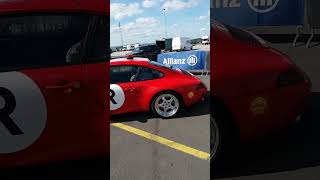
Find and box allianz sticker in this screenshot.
[250,97,267,115]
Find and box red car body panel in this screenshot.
[110,59,207,115]
[211,20,311,141]
[0,0,109,168]
[0,0,108,15]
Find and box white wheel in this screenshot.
[152,93,180,118]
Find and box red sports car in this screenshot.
[0,0,109,169]
[210,20,312,163]
[110,56,208,118]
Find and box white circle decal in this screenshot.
[0,72,47,154]
[110,84,125,111]
[187,55,198,66]
[248,0,280,13]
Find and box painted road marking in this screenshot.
[111,123,210,160]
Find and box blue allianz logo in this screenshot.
[248,0,280,13]
[187,55,198,66]
[212,0,279,13]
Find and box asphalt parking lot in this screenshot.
[213,42,320,180]
[111,75,210,180]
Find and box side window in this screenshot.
[87,16,109,62]
[137,67,164,81]
[110,66,139,84]
[0,14,91,71]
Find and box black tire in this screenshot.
[151,92,181,119]
[211,102,236,166]
[210,113,223,165]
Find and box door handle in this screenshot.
[44,81,81,90]
[124,87,135,91]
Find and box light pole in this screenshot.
[163,8,168,39]
[119,22,124,47]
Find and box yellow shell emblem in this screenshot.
[188,92,194,99]
[250,97,267,115]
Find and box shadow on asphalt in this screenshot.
[111,96,210,123]
[213,92,320,179]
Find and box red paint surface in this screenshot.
[0,0,109,168]
[211,20,311,141]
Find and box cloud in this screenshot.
[111,3,143,20]
[142,0,158,8]
[117,17,160,33]
[196,15,207,20]
[162,0,199,11]
[111,17,162,45]
[200,28,207,32]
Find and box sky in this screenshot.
[110,0,210,47]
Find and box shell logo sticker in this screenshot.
[250,97,267,115]
[110,84,125,111]
[188,92,194,99]
[0,72,47,154]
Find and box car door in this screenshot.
[79,15,109,157]
[0,14,94,168]
[134,66,165,109]
[110,65,141,114]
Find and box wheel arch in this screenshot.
[211,95,240,140]
[149,90,185,110]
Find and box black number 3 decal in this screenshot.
[0,87,23,135]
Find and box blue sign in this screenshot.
[157,50,207,71]
[211,0,304,26]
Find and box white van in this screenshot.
[130,44,135,51]
[172,37,193,51]
[126,44,131,51]
[202,36,209,45]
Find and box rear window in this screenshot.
[137,67,164,81]
[222,24,263,47]
[148,61,173,70]
[0,14,91,71]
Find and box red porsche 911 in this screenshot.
[0,0,109,169]
[110,56,208,118]
[211,20,312,163]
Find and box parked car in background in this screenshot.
[172,37,193,51]
[211,20,312,164]
[129,44,161,61]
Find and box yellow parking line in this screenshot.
[111,123,210,160]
